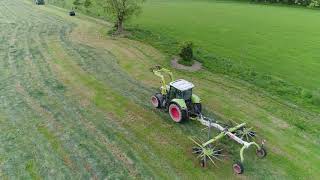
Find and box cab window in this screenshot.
[182,89,192,100]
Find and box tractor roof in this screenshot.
[170,79,194,91]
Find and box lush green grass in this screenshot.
[131,0,320,90]
[1,0,319,179]
[124,0,320,111]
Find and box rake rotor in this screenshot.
[236,126,256,142]
[190,137,224,167]
[189,115,267,174]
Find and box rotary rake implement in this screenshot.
[150,66,267,174]
[190,115,267,174]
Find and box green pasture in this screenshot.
[131,0,320,91]
[0,0,319,179]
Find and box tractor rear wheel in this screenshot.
[151,93,163,108]
[168,103,187,123]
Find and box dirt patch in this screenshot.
[171,57,202,72]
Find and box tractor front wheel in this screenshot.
[151,94,163,108]
[168,103,187,123]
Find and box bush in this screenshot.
[179,41,193,62]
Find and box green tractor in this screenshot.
[151,66,267,174]
[151,66,202,122]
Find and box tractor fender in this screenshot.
[170,99,187,110]
[192,94,201,104]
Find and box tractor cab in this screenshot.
[168,79,194,101]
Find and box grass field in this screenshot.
[130,0,320,91]
[0,0,319,179]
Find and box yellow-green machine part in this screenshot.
[151,66,174,95]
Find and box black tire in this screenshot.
[232,161,244,174]
[151,93,163,108]
[256,147,267,158]
[168,103,188,123]
[194,103,202,115]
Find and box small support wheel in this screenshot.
[256,147,267,158]
[232,161,244,174]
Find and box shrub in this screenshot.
[179,41,194,62]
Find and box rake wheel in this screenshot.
[236,127,256,141]
[232,161,244,174]
[190,138,224,167]
[256,147,267,158]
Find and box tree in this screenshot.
[102,0,145,33]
